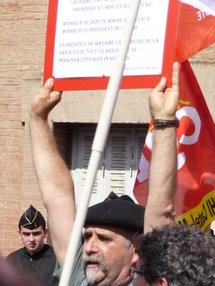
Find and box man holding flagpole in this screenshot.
[28,62,180,285]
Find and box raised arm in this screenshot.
[28,78,76,265]
[144,62,180,234]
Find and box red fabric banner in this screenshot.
[133,61,215,231]
[176,3,215,62]
[180,0,215,16]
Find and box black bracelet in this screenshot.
[154,118,179,129]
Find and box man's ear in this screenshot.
[44,228,48,236]
[130,240,140,267]
[156,277,168,286]
[131,252,139,267]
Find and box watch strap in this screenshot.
[154,118,179,129]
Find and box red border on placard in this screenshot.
[44,0,180,91]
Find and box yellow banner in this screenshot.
[176,190,215,231]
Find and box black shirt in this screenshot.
[7,244,58,286]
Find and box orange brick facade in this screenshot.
[0,1,48,256]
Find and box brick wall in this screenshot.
[0,0,49,256]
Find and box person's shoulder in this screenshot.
[6,248,25,260]
[6,247,25,258]
[42,244,56,258]
[44,244,55,253]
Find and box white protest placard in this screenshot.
[44,0,179,90]
[53,0,168,78]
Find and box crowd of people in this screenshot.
[2,62,215,285]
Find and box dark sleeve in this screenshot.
[54,241,87,286]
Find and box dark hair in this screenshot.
[137,224,215,286]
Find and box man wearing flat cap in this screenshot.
[7,205,58,286]
[28,63,179,285]
[58,191,145,285]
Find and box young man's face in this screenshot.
[82,225,138,286]
[19,226,47,255]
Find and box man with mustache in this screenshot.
[28,62,179,285]
[77,191,144,285]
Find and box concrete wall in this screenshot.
[0,1,215,256]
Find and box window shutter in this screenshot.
[71,125,147,206]
[72,128,104,206]
[105,129,132,197]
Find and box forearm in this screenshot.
[143,62,179,234]
[29,115,73,202]
[144,127,177,233]
[29,115,76,265]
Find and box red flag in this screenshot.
[176,3,215,62]
[133,60,215,231]
[180,0,215,16]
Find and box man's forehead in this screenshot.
[84,225,131,238]
[20,225,43,233]
[85,225,117,233]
